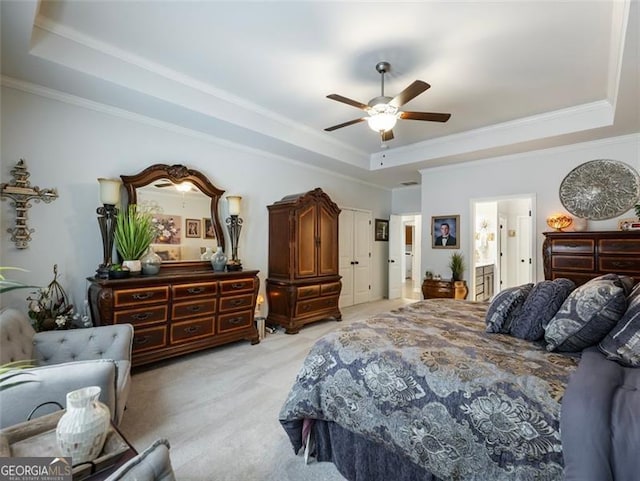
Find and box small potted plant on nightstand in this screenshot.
[114,205,155,275]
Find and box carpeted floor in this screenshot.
[119,298,412,480]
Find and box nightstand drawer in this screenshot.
[173,282,217,299]
[171,317,215,344]
[114,305,168,326]
[219,294,254,312]
[114,286,169,307]
[172,299,216,320]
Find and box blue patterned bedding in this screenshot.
[280,299,580,480]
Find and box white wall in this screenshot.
[421,133,640,284]
[0,87,391,311]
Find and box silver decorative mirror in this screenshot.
[559,159,640,220]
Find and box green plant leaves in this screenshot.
[114,205,156,260]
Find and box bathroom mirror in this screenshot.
[121,164,225,266]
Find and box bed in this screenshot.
[279,297,640,481]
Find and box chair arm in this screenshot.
[34,324,133,365]
[0,359,118,429]
[105,439,175,481]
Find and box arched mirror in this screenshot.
[121,164,225,267]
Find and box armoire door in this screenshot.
[318,203,339,276]
[296,204,317,278]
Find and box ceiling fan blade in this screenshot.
[399,111,451,122]
[389,81,430,108]
[324,118,366,132]
[381,129,394,142]
[326,94,370,111]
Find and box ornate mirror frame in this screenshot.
[121,164,226,268]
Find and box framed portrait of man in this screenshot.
[432,215,460,249]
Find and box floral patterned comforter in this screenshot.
[279,299,580,481]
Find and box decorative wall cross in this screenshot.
[0,159,58,249]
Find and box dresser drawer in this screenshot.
[170,317,215,344]
[296,296,339,317]
[599,257,640,274]
[551,255,594,271]
[114,305,168,326]
[219,278,256,294]
[132,326,167,353]
[172,299,216,320]
[219,294,254,312]
[172,282,217,299]
[599,239,640,255]
[321,282,341,296]
[114,286,169,307]
[550,239,594,254]
[218,311,253,332]
[297,285,320,299]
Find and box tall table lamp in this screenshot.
[96,178,121,279]
[226,195,243,271]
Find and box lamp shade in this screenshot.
[98,178,121,205]
[547,214,573,231]
[227,196,242,216]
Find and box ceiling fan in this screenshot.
[324,61,451,141]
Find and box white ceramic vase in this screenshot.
[56,386,110,464]
[141,246,162,275]
[211,246,228,272]
[122,259,142,275]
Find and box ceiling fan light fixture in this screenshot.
[175,181,193,193]
[367,103,398,132]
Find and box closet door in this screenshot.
[339,210,355,307]
[339,208,371,307]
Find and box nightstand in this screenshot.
[421,279,468,300]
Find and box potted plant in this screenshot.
[449,252,465,281]
[114,205,155,275]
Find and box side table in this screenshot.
[0,410,137,481]
[422,278,468,300]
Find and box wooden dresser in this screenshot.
[266,188,342,334]
[543,231,640,286]
[88,269,259,367]
[422,279,468,300]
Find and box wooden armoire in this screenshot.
[266,188,342,334]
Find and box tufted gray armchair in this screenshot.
[0,307,133,429]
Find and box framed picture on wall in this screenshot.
[375,219,389,241]
[203,218,216,239]
[432,215,460,249]
[185,218,201,238]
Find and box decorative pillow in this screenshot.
[599,289,640,367]
[485,284,534,334]
[545,277,627,352]
[510,278,576,341]
[591,273,635,296]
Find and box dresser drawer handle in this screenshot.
[230,299,245,306]
[187,287,205,294]
[302,305,311,311]
[228,317,244,325]
[231,283,246,289]
[567,243,580,248]
[611,261,630,268]
[187,305,202,312]
[132,292,154,300]
[134,335,151,345]
[132,312,151,321]
[184,325,200,334]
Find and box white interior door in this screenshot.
[353,210,371,305]
[516,215,533,284]
[388,214,402,299]
[339,209,354,307]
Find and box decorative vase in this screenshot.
[201,247,214,261]
[122,259,141,275]
[141,246,162,275]
[56,386,110,464]
[211,246,228,272]
[572,217,588,232]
